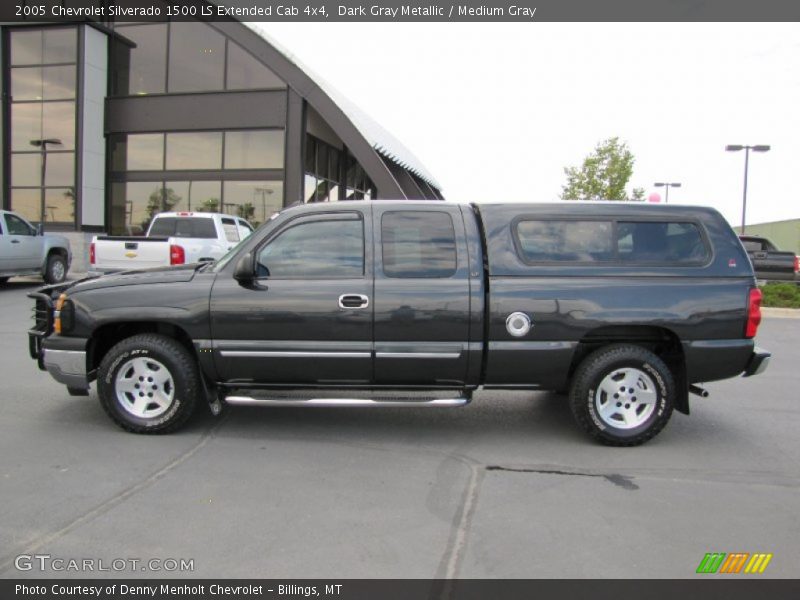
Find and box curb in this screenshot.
[762,307,800,319]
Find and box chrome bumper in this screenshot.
[43,349,88,389]
[742,348,771,377]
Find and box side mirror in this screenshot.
[233,253,255,283]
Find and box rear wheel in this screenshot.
[569,344,674,446]
[98,334,199,433]
[44,253,67,284]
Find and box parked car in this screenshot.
[89,212,254,276]
[29,201,769,446]
[0,209,71,284]
[739,235,799,284]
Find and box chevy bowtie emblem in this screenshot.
[125,251,137,258]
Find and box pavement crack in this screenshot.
[0,415,228,575]
[433,454,485,589]
[486,465,639,490]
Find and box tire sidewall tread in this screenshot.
[97,334,198,434]
[569,344,675,447]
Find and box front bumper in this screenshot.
[43,349,88,389]
[743,347,771,377]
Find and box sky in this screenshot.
[263,22,800,228]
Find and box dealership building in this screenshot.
[0,11,443,269]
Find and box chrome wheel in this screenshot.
[114,357,175,419]
[594,367,657,430]
[51,260,65,282]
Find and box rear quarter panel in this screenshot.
[478,203,756,389]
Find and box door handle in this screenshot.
[338,294,369,309]
[11,239,20,244]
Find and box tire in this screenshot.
[44,253,67,284]
[97,334,199,434]
[569,344,675,446]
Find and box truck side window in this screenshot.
[617,222,708,263]
[256,217,364,279]
[381,211,457,278]
[4,214,35,236]
[515,220,613,262]
[221,218,240,243]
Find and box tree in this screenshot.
[144,186,182,229]
[198,198,220,213]
[236,202,255,220]
[560,137,645,201]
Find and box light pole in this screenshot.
[725,144,770,233]
[29,138,62,231]
[654,182,682,204]
[254,186,274,222]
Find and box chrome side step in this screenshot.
[224,395,470,408]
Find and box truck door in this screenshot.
[2,213,41,270]
[372,204,472,386]
[209,208,373,385]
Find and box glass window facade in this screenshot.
[167,22,225,93]
[108,127,285,234]
[7,27,77,226]
[226,43,285,90]
[109,180,283,235]
[224,130,284,169]
[111,23,286,96]
[112,24,168,95]
[303,135,376,203]
[165,132,223,170]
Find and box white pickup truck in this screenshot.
[89,212,253,276]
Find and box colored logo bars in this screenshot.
[696,552,773,574]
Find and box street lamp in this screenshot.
[254,186,274,222]
[725,144,770,233]
[29,137,62,230]
[654,182,682,204]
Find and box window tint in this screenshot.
[515,220,613,262]
[5,214,34,236]
[256,218,364,279]
[149,217,217,239]
[617,222,708,263]
[382,211,457,278]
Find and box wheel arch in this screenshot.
[88,321,197,376]
[569,325,689,415]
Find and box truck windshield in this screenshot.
[149,217,217,239]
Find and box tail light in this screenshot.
[170,244,185,265]
[794,255,799,274]
[89,242,95,265]
[745,287,763,339]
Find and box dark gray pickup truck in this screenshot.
[739,235,799,284]
[29,201,770,446]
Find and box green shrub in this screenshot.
[760,283,800,308]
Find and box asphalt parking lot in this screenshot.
[1,278,798,579]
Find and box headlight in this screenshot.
[53,293,74,334]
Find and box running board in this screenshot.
[224,395,470,408]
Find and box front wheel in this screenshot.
[97,334,199,433]
[569,345,675,446]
